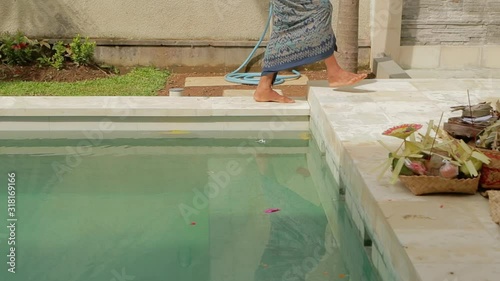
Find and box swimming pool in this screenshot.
[0,135,380,281]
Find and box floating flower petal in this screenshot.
[264,208,280,213]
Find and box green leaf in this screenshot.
[40,41,51,49]
[409,133,416,142]
[407,154,424,158]
[464,160,478,177]
[391,157,406,184]
[471,151,491,164]
[377,158,393,181]
[458,140,472,155]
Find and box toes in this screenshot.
[349,73,367,84]
[254,90,295,103]
[278,95,295,103]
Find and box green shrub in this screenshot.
[68,34,96,66]
[1,32,100,69]
[37,41,67,70]
[0,32,40,65]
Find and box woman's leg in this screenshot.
[325,54,367,87]
[254,73,295,103]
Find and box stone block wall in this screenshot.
[401,0,500,45]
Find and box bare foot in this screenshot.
[254,88,295,103]
[329,70,367,87]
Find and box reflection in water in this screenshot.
[256,177,328,281]
[255,156,328,281]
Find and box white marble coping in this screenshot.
[0,96,309,117]
[309,79,500,281]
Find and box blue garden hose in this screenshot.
[224,3,300,85]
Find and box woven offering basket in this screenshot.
[487,190,500,224]
[480,149,500,189]
[399,175,480,196]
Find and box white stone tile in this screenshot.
[379,200,484,230]
[398,229,500,264]
[327,112,391,126]
[332,80,418,92]
[370,91,425,102]
[375,101,439,114]
[415,263,500,281]
[0,97,26,112]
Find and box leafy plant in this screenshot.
[378,121,490,183]
[38,41,67,70]
[68,34,96,66]
[476,100,500,151]
[0,32,39,65]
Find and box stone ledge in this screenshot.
[0,97,309,117]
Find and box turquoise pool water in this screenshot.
[0,137,380,281]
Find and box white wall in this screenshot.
[0,0,371,42]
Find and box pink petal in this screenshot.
[265,208,281,213]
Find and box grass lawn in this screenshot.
[0,67,169,96]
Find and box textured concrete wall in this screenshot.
[0,0,371,42]
[0,0,268,40]
[402,0,500,45]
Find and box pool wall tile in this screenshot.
[0,117,51,131]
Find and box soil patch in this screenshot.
[0,63,129,82]
[1,64,374,98]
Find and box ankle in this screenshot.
[256,84,272,91]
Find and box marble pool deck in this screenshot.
[0,79,499,280]
[308,79,500,281]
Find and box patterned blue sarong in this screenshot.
[262,0,337,76]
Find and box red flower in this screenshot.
[11,43,27,50]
